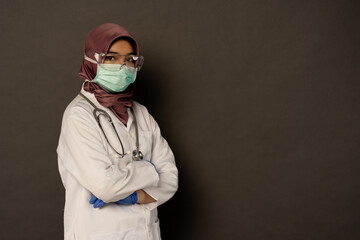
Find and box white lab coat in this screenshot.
[57,85,178,240]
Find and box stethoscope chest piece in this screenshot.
[132,150,143,161]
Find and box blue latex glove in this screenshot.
[89,195,106,208]
[89,192,137,208]
[115,192,138,205]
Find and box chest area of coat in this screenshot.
[98,118,153,165]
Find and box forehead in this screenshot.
[108,39,134,54]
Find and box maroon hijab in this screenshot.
[79,23,139,125]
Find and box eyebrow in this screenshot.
[107,51,135,55]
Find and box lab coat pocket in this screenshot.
[139,131,153,161]
[89,230,136,240]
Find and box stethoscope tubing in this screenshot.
[79,92,143,161]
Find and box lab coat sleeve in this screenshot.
[58,107,159,203]
[142,114,178,209]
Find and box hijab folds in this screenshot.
[79,23,139,125]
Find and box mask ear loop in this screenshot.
[83,53,101,81]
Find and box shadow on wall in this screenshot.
[134,66,199,239]
[160,159,198,239]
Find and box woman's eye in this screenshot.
[105,56,115,61]
[125,56,135,62]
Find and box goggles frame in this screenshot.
[85,50,144,71]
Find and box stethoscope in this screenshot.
[79,92,143,161]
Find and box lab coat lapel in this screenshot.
[126,108,134,131]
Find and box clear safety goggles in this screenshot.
[85,51,144,71]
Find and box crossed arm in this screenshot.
[60,108,177,209]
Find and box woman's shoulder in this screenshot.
[62,94,94,121]
[132,101,157,130]
[132,101,149,115]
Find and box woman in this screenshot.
[57,23,178,240]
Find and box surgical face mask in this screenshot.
[92,64,137,93]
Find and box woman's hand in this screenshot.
[136,190,156,204]
[89,195,107,208]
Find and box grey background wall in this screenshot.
[0,0,359,239]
